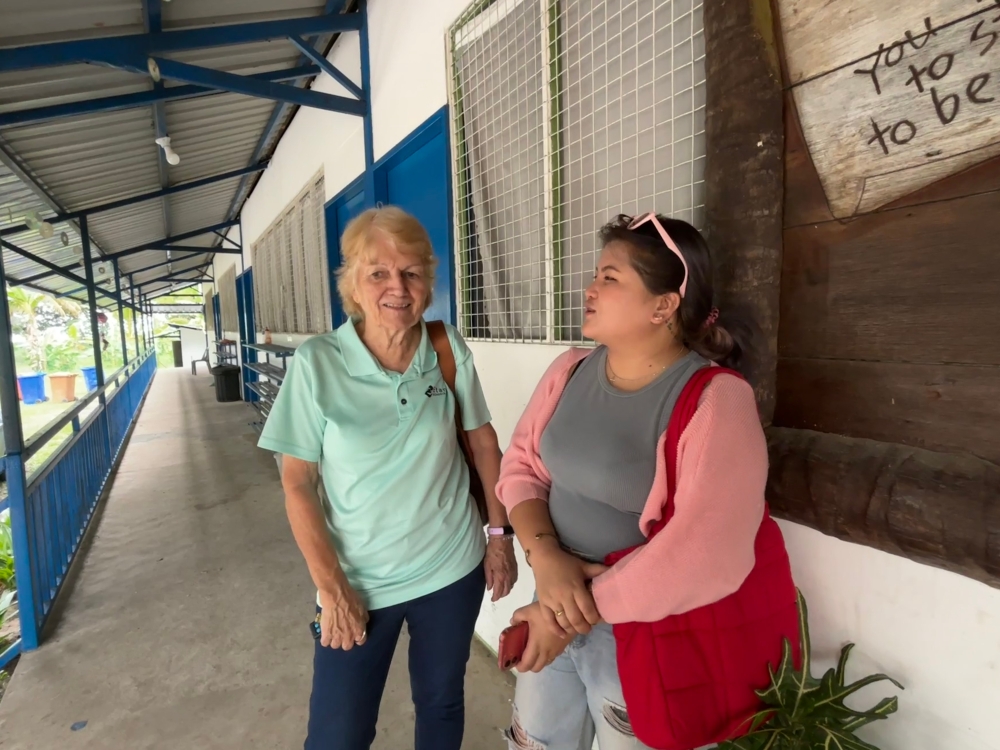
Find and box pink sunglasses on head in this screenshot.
[627,213,689,298]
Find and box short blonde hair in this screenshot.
[336,206,437,319]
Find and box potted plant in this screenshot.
[719,591,903,750]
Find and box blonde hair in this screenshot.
[336,206,437,318]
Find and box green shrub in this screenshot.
[719,591,903,750]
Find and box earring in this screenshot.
[667,320,674,332]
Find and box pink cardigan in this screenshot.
[496,349,769,624]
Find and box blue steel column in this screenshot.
[113,260,129,364]
[359,0,375,206]
[130,275,140,354]
[0,246,39,649]
[80,216,106,401]
[139,294,147,351]
[146,299,154,352]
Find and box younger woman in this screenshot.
[498,214,798,750]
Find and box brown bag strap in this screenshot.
[427,320,489,523]
[427,320,469,441]
[427,320,456,392]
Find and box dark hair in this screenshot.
[598,213,758,376]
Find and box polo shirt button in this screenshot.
[401,399,407,405]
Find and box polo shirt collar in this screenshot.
[340,317,438,378]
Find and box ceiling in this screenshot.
[0,0,357,306]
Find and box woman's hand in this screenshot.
[511,602,571,673]
[531,545,608,636]
[485,537,518,602]
[318,572,369,650]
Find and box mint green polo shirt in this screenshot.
[257,319,489,611]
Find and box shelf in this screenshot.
[247,381,280,402]
[246,362,286,383]
[244,342,296,356]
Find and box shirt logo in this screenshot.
[425,385,447,398]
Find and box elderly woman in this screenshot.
[258,206,517,750]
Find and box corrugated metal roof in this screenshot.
[0,0,350,302]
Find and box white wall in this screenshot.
[220,3,1000,748]
[471,344,1000,750]
[178,328,208,371]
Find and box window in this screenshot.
[218,265,239,334]
[449,0,706,343]
[252,172,331,334]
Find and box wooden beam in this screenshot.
[704,0,785,423]
[776,359,1000,465]
[767,427,1000,589]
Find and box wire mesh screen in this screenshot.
[252,172,331,334]
[218,265,239,334]
[449,0,706,343]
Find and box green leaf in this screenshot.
[732,592,900,749]
[841,697,899,732]
[819,726,882,750]
[758,638,796,708]
[812,673,904,710]
[835,643,855,687]
[790,589,817,718]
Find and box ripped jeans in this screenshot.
[506,621,654,750]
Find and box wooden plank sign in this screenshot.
[778,0,1000,218]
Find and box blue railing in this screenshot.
[3,351,157,662]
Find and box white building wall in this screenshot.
[217,3,1000,748]
[178,327,208,372]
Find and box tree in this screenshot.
[7,288,82,373]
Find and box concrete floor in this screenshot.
[0,368,514,749]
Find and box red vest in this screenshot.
[605,367,800,750]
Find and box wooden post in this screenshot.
[704,0,784,423]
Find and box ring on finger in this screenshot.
[355,627,368,644]
[554,610,565,618]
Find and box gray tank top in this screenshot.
[540,348,709,561]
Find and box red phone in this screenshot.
[497,621,529,671]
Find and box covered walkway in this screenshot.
[0,369,513,749]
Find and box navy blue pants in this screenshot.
[305,563,485,750]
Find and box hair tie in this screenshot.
[702,308,719,330]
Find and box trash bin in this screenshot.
[81,366,98,392]
[49,373,78,402]
[211,365,242,403]
[17,374,47,405]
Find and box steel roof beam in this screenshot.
[150,244,240,254]
[288,35,362,98]
[0,67,320,128]
[142,0,173,252]
[107,219,240,260]
[213,230,241,249]
[0,14,363,72]
[221,0,355,242]
[146,58,366,116]
[136,263,213,287]
[134,261,211,283]
[122,252,204,277]
[147,281,202,300]
[1,239,139,311]
[1,238,91,289]
[8,239,230,289]
[0,163,268,237]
